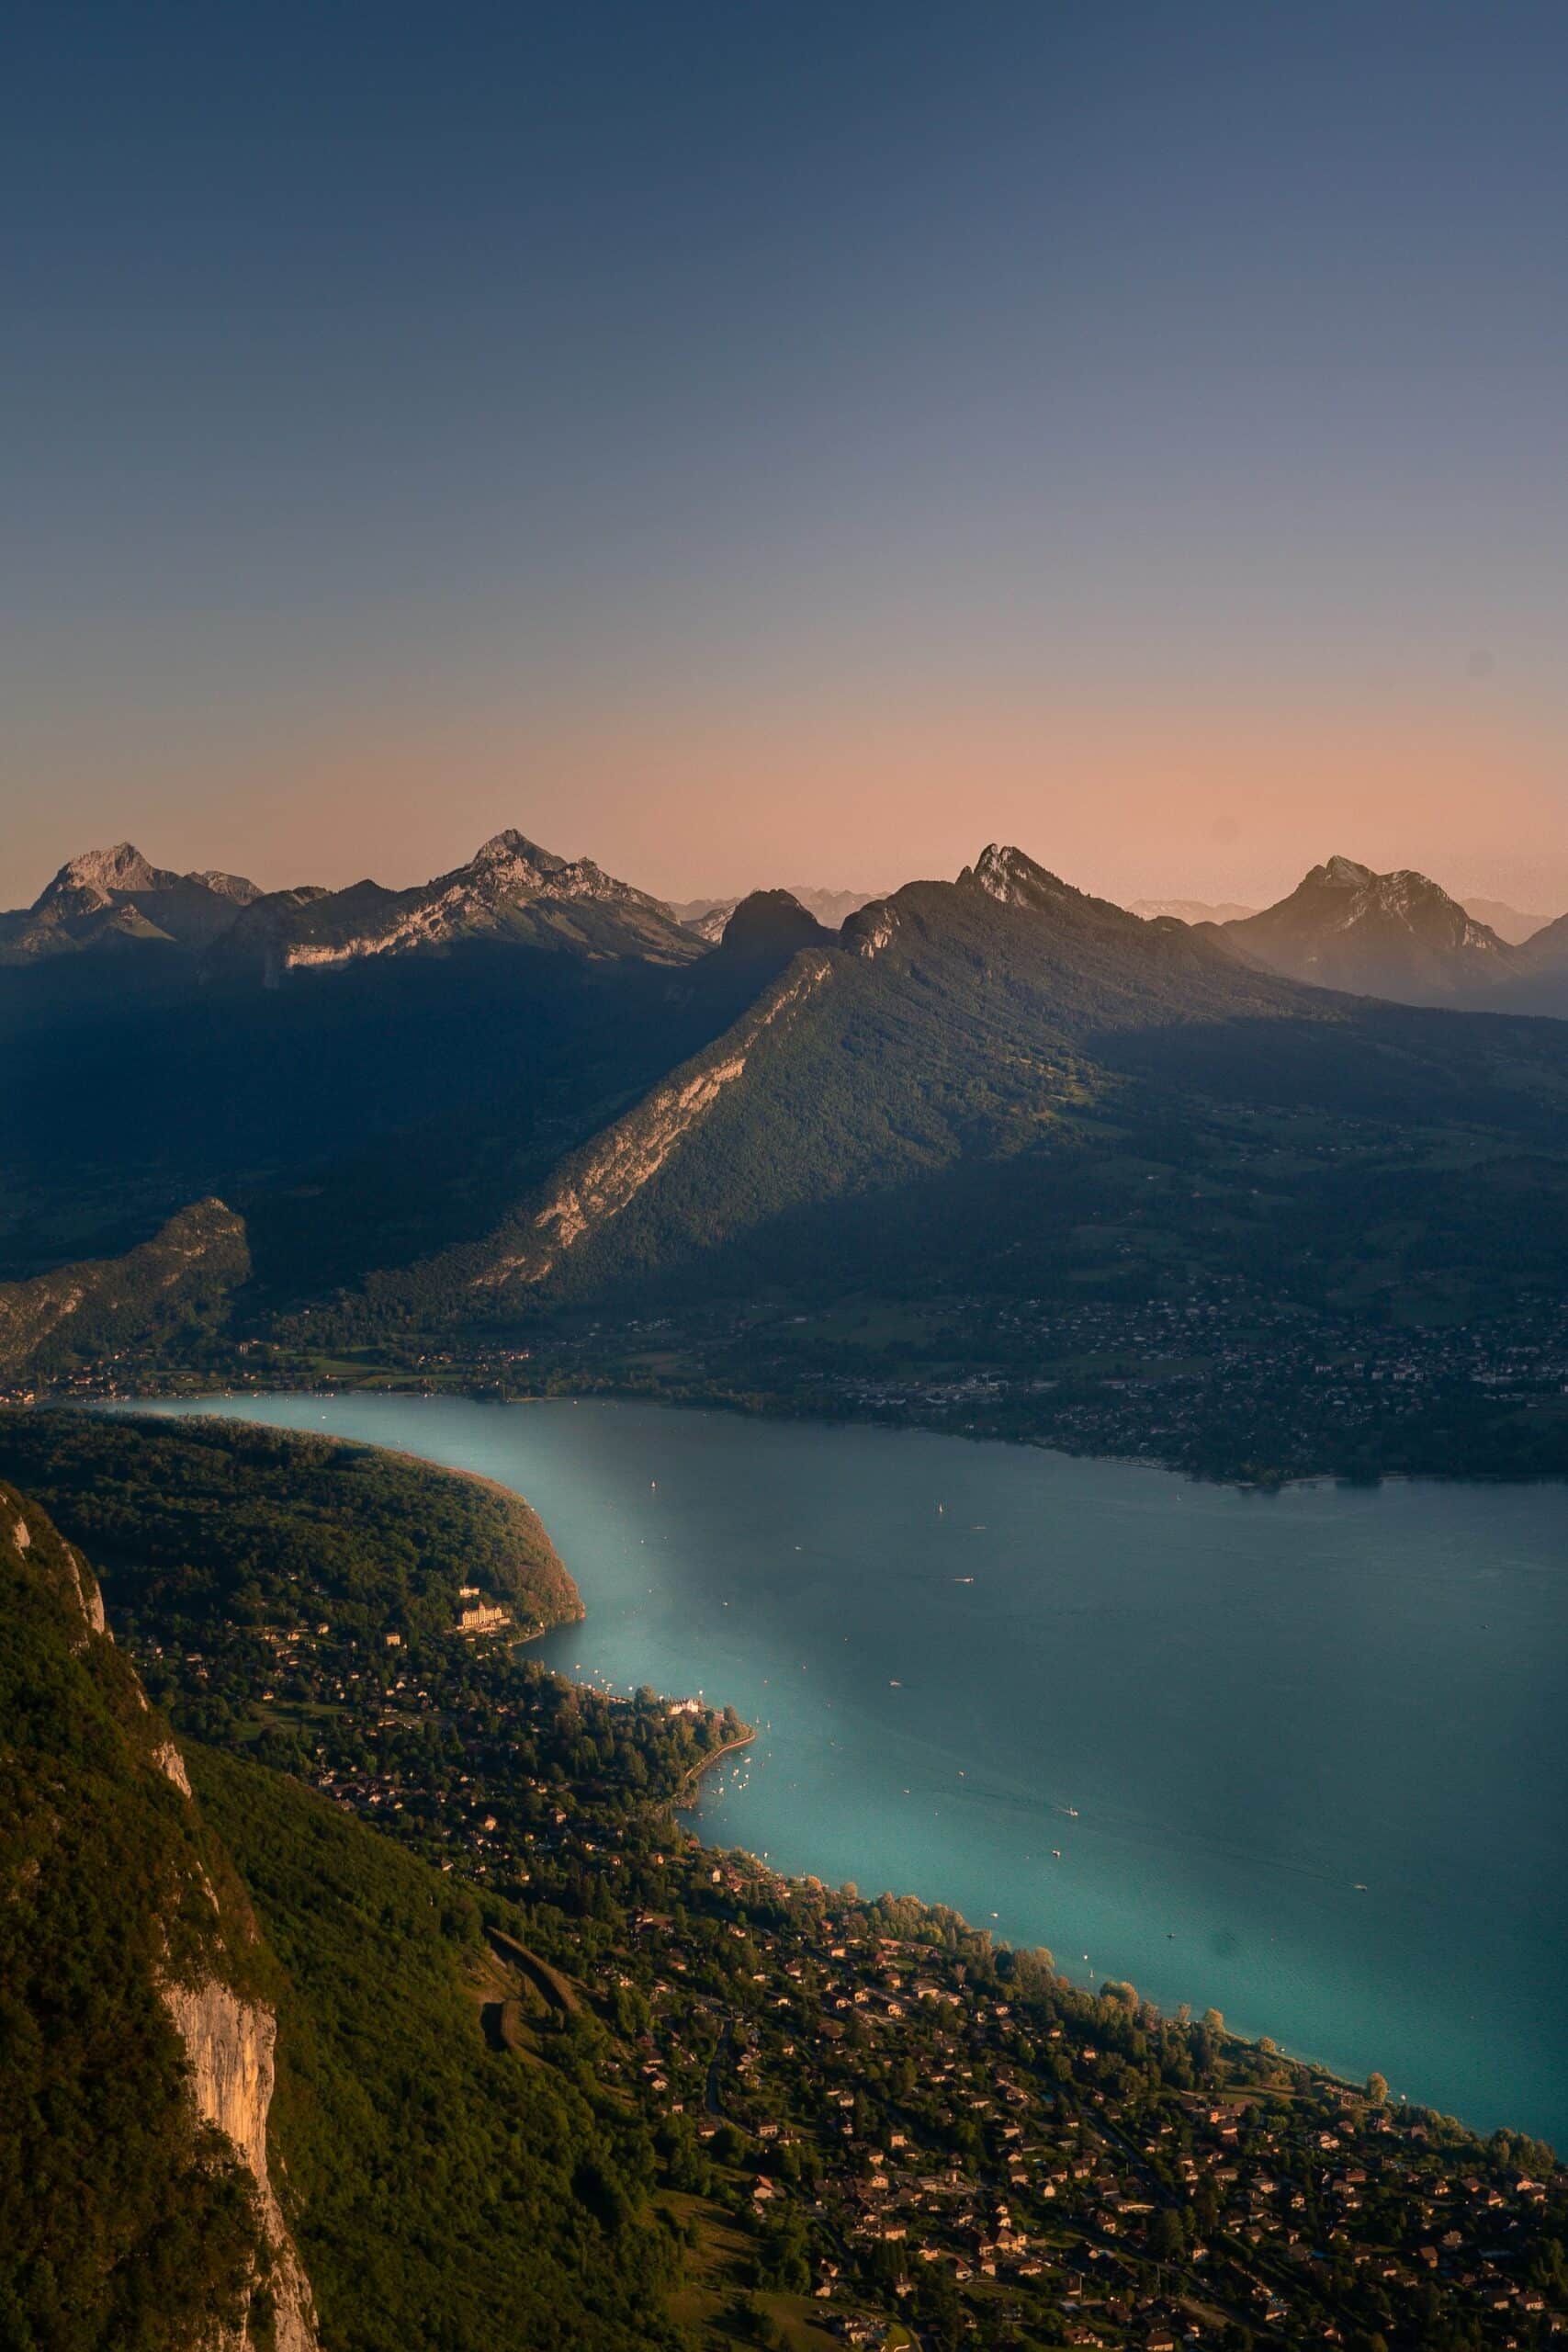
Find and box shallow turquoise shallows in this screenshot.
[141,1394,1568,2149]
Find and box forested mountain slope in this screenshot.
[0,1458,685,2352]
[328,843,1568,1336]
[0,1482,316,2351]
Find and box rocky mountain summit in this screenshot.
[214,828,702,979]
[1,829,702,978]
[0,842,264,959]
[1220,854,1519,1005]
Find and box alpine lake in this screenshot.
[139,1392,1568,2149]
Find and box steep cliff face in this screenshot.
[160,1980,319,2352]
[0,1483,319,2351]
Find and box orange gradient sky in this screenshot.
[6,5,1568,919]
[11,685,1563,920]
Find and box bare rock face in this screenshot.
[2,1487,321,2351]
[1223,856,1518,1005]
[160,1980,320,2352]
[840,898,898,959]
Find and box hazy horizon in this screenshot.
[8,818,1559,927]
[7,2,1568,911]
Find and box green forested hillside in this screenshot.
[0,1473,686,2352]
[0,1200,249,1379]
[0,1408,581,1645]
[0,1485,271,2352]
[188,1748,685,2352]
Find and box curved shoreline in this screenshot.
[672,1725,757,1805]
[102,1386,1565,2149]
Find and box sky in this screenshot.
[5,0,1568,913]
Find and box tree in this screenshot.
[1151,2208,1185,2261]
[1367,2071,1389,2106]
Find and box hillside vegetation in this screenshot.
[325,849,1568,1338]
[0,1472,688,2352]
[0,1484,276,2350]
[0,1408,581,1647]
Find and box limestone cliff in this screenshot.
[0,1483,319,2351]
[161,1979,319,2352]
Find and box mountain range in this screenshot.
[6,828,1568,1396]
[1,831,700,977]
[320,842,1568,1341]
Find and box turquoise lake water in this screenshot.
[144,1393,1568,2147]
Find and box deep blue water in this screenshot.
[142,1393,1568,2147]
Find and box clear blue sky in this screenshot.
[5,1,1567,909]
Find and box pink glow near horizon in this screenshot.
[12,687,1562,921]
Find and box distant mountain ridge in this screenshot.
[0,841,264,960]
[1128,896,1258,924]
[9,824,1568,1382]
[1219,855,1523,1006]
[1,830,701,975]
[216,828,700,978]
[669,883,882,941]
[329,839,1568,1338]
[1461,896,1548,945]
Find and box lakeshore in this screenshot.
[137,1387,1568,2150]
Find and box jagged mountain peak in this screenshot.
[466,828,563,879]
[958,843,1139,933]
[1277,857,1504,945]
[31,843,263,913]
[39,841,175,906]
[966,842,1054,904]
[1312,854,1377,889]
[209,828,700,978]
[1224,855,1514,1004]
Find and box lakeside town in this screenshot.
[69,1449,1567,2352]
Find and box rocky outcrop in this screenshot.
[214,829,701,978]
[161,1980,319,2352]
[840,897,898,958]
[472,948,835,1290]
[1223,856,1519,1005]
[2,1482,320,2352]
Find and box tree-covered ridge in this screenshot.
[0,1483,270,2350]
[0,1408,581,1643]
[0,1200,248,1380]
[188,1747,686,2352]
